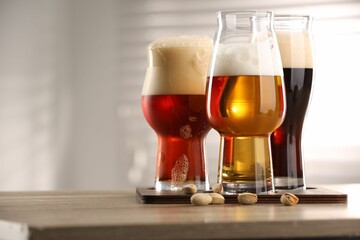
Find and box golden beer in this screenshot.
[208,75,284,135]
[206,11,285,193]
[207,75,285,190]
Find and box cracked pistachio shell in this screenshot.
[237,192,258,205]
[211,183,223,193]
[280,192,299,206]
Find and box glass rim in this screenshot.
[274,14,313,21]
[274,14,313,30]
[217,10,274,18]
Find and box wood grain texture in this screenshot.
[0,184,359,240]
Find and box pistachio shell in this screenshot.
[190,193,212,206]
[182,184,197,194]
[237,192,258,205]
[280,192,299,206]
[211,183,223,193]
[208,193,225,205]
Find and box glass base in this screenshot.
[274,177,305,190]
[155,180,209,191]
[218,135,274,194]
[222,182,273,194]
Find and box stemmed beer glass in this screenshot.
[207,11,286,193]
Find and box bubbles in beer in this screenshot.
[179,124,192,139]
[171,154,189,190]
[142,35,213,95]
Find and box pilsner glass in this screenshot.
[207,11,286,194]
[271,15,314,190]
[142,35,212,191]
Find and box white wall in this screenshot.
[0,0,359,191]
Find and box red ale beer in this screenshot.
[271,16,314,189]
[142,36,212,191]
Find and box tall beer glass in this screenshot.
[207,11,285,193]
[271,15,314,190]
[142,36,212,191]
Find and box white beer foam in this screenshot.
[276,30,313,68]
[212,33,283,77]
[142,35,213,95]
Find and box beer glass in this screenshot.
[207,11,285,193]
[271,15,314,190]
[142,36,212,191]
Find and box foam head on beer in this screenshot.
[211,33,283,77]
[275,30,313,69]
[142,35,213,95]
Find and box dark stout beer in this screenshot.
[271,68,313,188]
[271,18,314,189]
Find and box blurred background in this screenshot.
[0,0,359,191]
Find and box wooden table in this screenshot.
[0,184,360,240]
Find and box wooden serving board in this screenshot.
[136,186,347,204]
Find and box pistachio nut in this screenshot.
[208,193,225,205]
[280,192,299,206]
[211,183,223,193]
[182,184,197,194]
[190,193,212,206]
[237,192,258,205]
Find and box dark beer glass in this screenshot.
[142,36,212,191]
[271,15,314,190]
[207,11,286,193]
